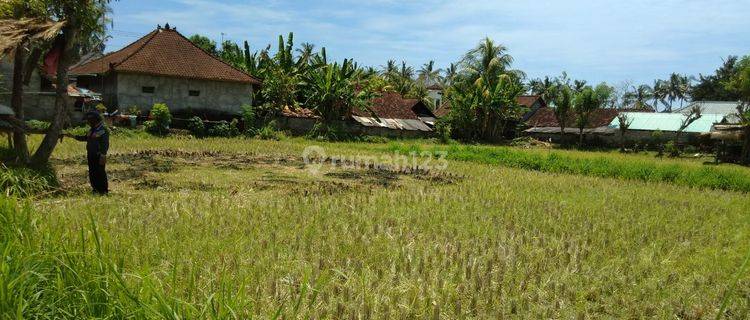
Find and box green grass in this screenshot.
[2,136,750,318]
[385,142,750,192]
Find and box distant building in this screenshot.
[524,107,620,142]
[672,101,743,123]
[69,24,261,118]
[351,92,436,131]
[433,95,546,121]
[426,83,444,108]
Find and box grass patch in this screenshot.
[3,136,750,318]
[386,143,750,192]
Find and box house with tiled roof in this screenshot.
[433,95,547,120]
[351,92,436,131]
[523,107,620,142]
[70,24,260,118]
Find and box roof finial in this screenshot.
[157,24,161,29]
[165,23,170,30]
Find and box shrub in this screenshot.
[434,120,452,144]
[0,164,57,197]
[125,106,141,116]
[147,103,171,135]
[240,104,256,133]
[229,118,241,137]
[25,120,50,132]
[207,121,231,137]
[186,116,205,137]
[256,120,287,141]
[665,141,680,157]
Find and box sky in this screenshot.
[107,0,750,86]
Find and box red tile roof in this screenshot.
[353,92,435,119]
[70,27,260,84]
[433,95,545,118]
[526,107,619,128]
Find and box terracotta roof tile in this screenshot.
[433,95,545,118]
[353,92,435,119]
[526,107,619,128]
[70,27,260,84]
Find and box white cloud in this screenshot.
[110,0,750,84]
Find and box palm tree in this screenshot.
[418,60,442,86]
[441,63,457,86]
[459,37,519,87]
[665,73,692,112]
[623,84,654,110]
[529,76,559,102]
[652,79,668,112]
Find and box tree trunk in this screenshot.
[578,127,584,146]
[11,44,30,163]
[559,123,565,145]
[31,27,77,165]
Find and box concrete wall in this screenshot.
[116,73,253,116]
[0,59,81,123]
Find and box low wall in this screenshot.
[276,116,434,139]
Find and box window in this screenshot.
[188,90,200,97]
[142,86,155,93]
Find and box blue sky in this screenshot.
[107,0,750,86]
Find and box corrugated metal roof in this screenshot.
[352,116,432,131]
[672,101,741,116]
[609,112,726,133]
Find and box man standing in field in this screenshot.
[67,111,109,195]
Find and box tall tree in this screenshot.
[623,84,653,110]
[725,56,750,164]
[188,34,218,56]
[553,85,573,144]
[1,0,112,165]
[418,60,441,86]
[459,37,522,87]
[692,56,741,101]
[573,87,601,146]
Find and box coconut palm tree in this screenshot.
[441,63,457,86]
[652,79,668,112]
[459,37,521,87]
[418,60,442,86]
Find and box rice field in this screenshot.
[3,136,750,318]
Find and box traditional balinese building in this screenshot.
[69,24,261,118]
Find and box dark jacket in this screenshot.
[75,123,109,157]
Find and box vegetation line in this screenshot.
[388,143,750,192]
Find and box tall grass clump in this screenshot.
[387,143,750,192]
[0,196,253,319]
[0,164,57,197]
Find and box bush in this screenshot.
[256,121,287,141]
[0,163,57,197]
[240,104,256,133]
[186,116,205,137]
[147,103,172,135]
[207,121,231,137]
[229,118,241,137]
[665,141,680,157]
[434,120,452,144]
[306,122,352,141]
[25,120,50,132]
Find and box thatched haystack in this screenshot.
[0,18,65,57]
